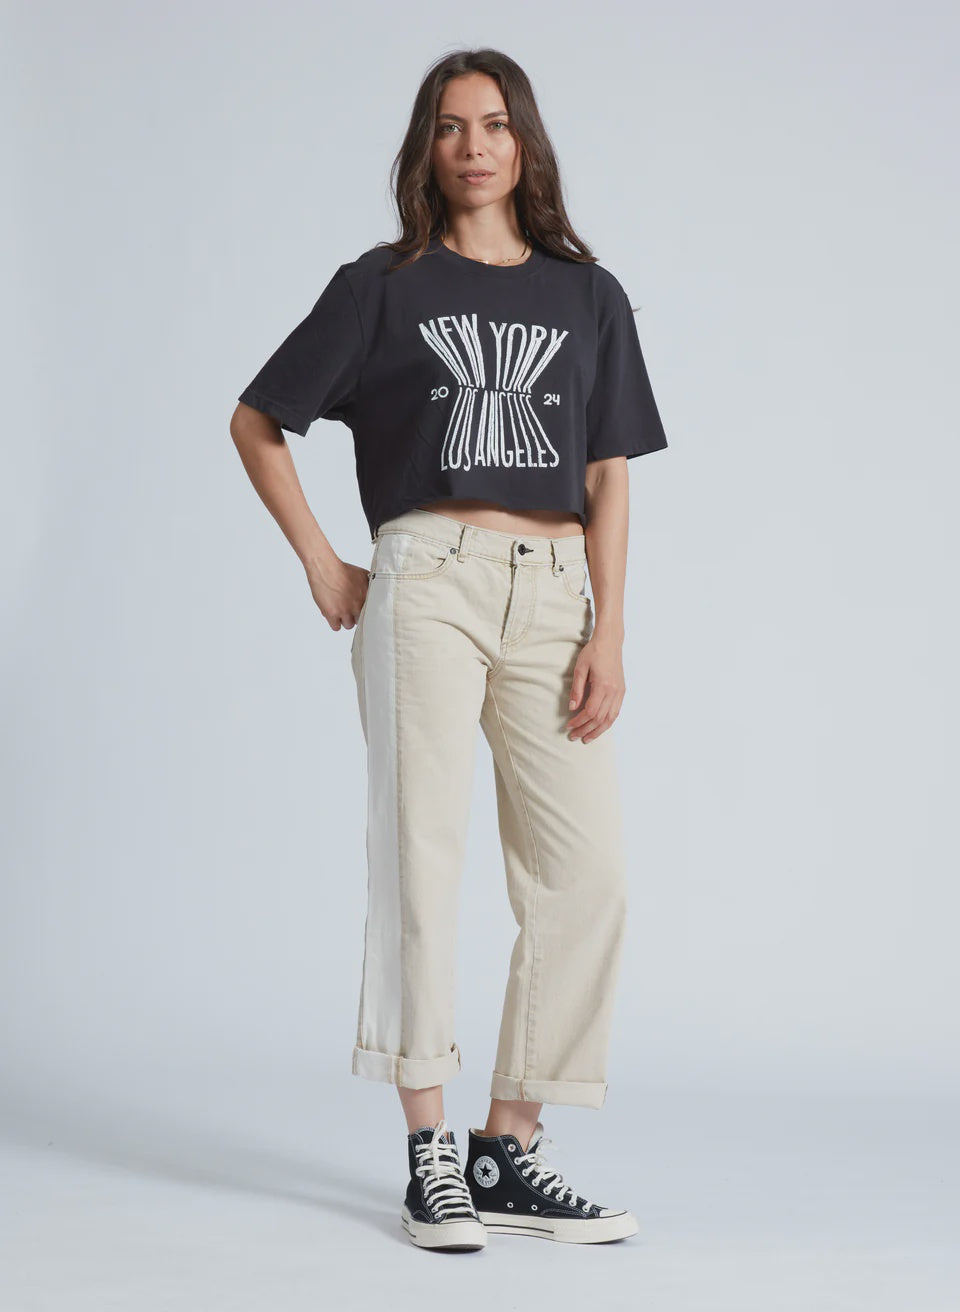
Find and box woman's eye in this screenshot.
[437,121,510,134]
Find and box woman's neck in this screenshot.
[441,213,529,265]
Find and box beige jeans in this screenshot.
[349,508,628,1109]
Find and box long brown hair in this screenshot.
[378,49,597,271]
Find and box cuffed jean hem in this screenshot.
[352,1041,462,1088]
[490,1071,608,1109]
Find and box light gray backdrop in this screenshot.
[2,2,957,1309]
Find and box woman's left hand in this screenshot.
[566,633,625,743]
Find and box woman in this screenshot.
[230,48,668,1252]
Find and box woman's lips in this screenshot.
[460,172,493,184]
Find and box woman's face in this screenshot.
[431,72,522,215]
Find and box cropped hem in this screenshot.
[352,1041,462,1088]
[490,1070,608,1109]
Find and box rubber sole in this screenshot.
[476,1208,639,1243]
[400,1202,487,1251]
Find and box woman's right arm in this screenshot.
[229,401,369,632]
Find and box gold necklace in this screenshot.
[441,231,530,265]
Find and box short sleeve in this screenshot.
[236,265,365,436]
[585,284,668,462]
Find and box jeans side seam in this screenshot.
[394,566,408,1063]
[488,679,543,1084]
[355,613,367,1047]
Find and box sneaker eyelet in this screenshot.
[582,1203,590,1211]
[531,1204,538,1211]
[506,1201,513,1208]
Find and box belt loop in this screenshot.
[456,523,470,562]
[550,538,562,575]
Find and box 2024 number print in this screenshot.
[430,386,560,404]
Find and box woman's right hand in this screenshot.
[305,558,370,632]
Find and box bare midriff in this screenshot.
[414,498,584,538]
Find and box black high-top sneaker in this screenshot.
[465,1121,639,1243]
[400,1117,487,1251]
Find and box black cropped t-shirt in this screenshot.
[237,235,668,541]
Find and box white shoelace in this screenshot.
[516,1132,595,1209]
[414,1118,478,1221]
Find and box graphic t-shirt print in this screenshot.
[419,311,569,474]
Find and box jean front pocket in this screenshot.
[350,584,370,658]
[370,531,457,581]
[558,557,591,604]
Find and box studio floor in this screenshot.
[1,1074,956,1311]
